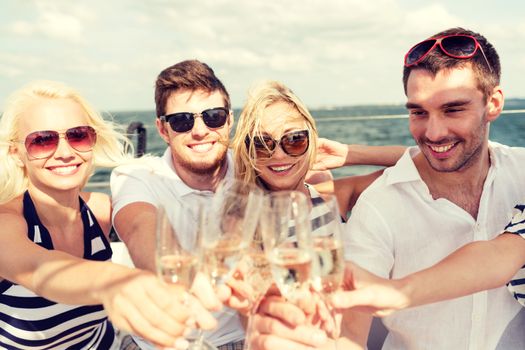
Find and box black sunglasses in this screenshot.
[245,130,310,158]
[159,107,229,133]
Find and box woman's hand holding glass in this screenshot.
[102,269,198,350]
[224,224,274,315]
[242,191,322,349]
[245,191,346,350]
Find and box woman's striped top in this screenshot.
[505,204,525,306]
[307,185,340,234]
[0,191,116,349]
[505,203,525,307]
[281,185,341,240]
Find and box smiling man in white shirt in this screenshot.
[110,60,245,349]
[246,27,525,350]
[342,27,525,349]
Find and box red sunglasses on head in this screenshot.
[17,126,97,159]
[404,34,492,72]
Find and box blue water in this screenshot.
[89,100,525,187]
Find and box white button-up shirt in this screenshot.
[344,143,525,349]
[110,148,244,347]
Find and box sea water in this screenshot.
[89,100,525,189]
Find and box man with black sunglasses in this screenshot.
[110,60,244,350]
[247,27,525,350]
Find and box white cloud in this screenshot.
[7,1,91,43]
[401,4,463,36]
[0,54,43,78]
[132,13,152,25]
[0,66,23,78]
[63,60,121,74]
[267,54,314,72]
[185,48,265,68]
[38,11,84,42]
[1,0,525,110]
[10,21,34,35]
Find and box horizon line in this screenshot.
[103,97,525,114]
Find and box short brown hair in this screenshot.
[154,60,231,117]
[402,27,501,98]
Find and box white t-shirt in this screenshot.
[344,142,525,350]
[110,148,244,347]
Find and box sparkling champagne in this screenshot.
[244,251,273,300]
[158,254,198,287]
[269,248,312,300]
[313,238,344,294]
[203,235,247,285]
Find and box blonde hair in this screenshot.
[0,80,133,204]
[231,80,318,186]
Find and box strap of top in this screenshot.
[23,191,53,249]
[22,191,111,260]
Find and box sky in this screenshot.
[1,0,524,111]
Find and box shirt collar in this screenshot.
[385,146,422,186]
[385,142,502,187]
[487,140,503,170]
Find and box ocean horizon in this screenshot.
[89,99,525,189]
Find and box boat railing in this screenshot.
[126,121,147,157]
[86,121,147,191]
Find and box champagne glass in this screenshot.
[310,193,345,349]
[241,222,273,306]
[310,194,345,296]
[243,191,313,350]
[201,178,264,287]
[257,191,343,349]
[156,202,216,350]
[200,179,263,350]
[260,191,314,303]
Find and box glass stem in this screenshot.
[195,329,205,347]
[323,292,339,350]
[243,297,263,350]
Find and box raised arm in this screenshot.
[113,201,157,271]
[344,144,406,167]
[313,138,405,171]
[110,164,160,272]
[0,208,223,348]
[332,233,525,315]
[401,233,525,306]
[313,170,383,219]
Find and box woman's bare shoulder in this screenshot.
[0,195,28,239]
[0,195,24,216]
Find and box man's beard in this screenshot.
[172,145,228,175]
[416,113,488,173]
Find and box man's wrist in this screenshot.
[345,144,357,166]
[396,275,416,309]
